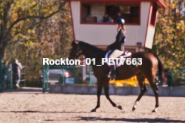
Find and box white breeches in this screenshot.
[109,49,124,58]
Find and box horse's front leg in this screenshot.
[104,78,122,110]
[91,80,102,112]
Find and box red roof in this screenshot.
[65,0,165,8]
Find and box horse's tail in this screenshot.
[154,54,164,83]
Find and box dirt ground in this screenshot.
[0,92,185,123]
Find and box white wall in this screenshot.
[145,5,158,49]
[71,1,151,47]
[145,26,155,49]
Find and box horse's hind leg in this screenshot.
[146,73,159,112]
[132,73,147,111]
[145,68,159,112]
[103,77,122,110]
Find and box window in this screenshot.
[81,3,140,24]
[150,6,157,26]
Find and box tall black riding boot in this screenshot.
[110,65,116,79]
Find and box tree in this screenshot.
[148,0,185,68]
[1,1,73,85]
[0,0,67,61]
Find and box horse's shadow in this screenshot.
[0,111,184,122]
[79,116,184,122]
[0,110,87,114]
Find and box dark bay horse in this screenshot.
[69,40,164,112]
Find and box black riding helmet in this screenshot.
[114,18,125,25]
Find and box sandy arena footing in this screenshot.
[0,92,185,123]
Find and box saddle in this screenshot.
[105,50,132,67]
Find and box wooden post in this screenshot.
[42,65,46,93]
[8,64,13,89]
[89,66,91,85]
[171,68,173,87]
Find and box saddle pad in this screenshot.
[105,50,132,67]
[109,49,124,58]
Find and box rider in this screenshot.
[108,18,126,79]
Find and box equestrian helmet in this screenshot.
[115,18,125,25]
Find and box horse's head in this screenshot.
[69,40,82,59]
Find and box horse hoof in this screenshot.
[152,110,157,112]
[152,108,158,112]
[117,105,122,110]
[132,107,136,111]
[91,109,96,112]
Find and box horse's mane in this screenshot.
[78,41,105,53]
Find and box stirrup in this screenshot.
[107,72,116,79]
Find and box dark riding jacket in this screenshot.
[107,28,126,51]
[114,29,126,50]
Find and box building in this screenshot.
[66,0,165,52]
[65,0,166,83]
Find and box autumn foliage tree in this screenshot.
[149,0,185,68]
[1,0,73,85]
[0,0,68,61]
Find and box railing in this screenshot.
[21,66,26,87]
[0,61,26,92]
[42,65,185,93]
[42,65,93,93]
[169,68,185,86]
[0,61,13,91]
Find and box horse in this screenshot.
[69,40,164,112]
